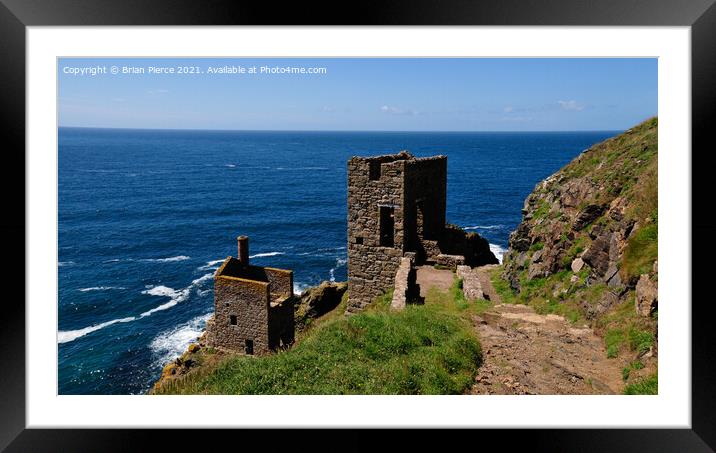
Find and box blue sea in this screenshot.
[58,127,618,394]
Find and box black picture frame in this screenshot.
[2,0,714,450]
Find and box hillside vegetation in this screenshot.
[494,117,658,394]
[153,280,488,395]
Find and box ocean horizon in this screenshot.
[58,126,619,394]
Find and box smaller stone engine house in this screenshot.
[206,236,295,355]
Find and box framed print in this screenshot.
[3,0,715,450]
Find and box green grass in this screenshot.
[561,236,589,267]
[529,241,544,252]
[621,223,658,281]
[155,282,484,395]
[622,360,645,381]
[597,294,656,359]
[624,373,658,395]
[628,327,654,354]
[490,266,518,304]
[532,200,550,220]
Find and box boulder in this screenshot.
[509,223,533,252]
[635,274,658,316]
[572,204,607,231]
[531,249,543,263]
[527,263,544,280]
[582,233,611,277]
[295,281,348,320]
[571,258,584,273]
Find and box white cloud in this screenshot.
[380,105,420,116]
[557,100,585,111]
[147,89,169,95]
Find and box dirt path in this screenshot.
[469,266,624,395]
[415,265,454,297]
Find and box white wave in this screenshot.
[249,252,283,258]
[58,316,135,344]
[139,298,183,318]
[141,255,191,263]
[297,245,346,257]
[140,273,214,318]
[58,273,215,344]
[225,164,236,168]
[150,313,213,368]
[198,258,225,270]
[58,261,75,267]
[464,225,504,231]
[329,255,347,283]
[489,243,507,264]
[78,286,126,292]
[293,282,310,295]
[142,285,177,297]
[191,273,214,285]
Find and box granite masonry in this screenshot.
[347,151,497,313]
[205,236,295,355]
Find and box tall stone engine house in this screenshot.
[346,150,497,313]
[346,151,447,311]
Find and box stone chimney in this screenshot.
[237,235,249,266]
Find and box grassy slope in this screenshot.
[491,117,658,395]
[154,278,489,395]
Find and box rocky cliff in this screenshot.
[499,117,658,376]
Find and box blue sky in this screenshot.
[58,58,657,131]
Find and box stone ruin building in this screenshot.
[346,151,497,313]
[205,236,295,355]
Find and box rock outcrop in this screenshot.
[503,118,658,313]
[294,281,348,328]
[635,273,658,317]
[498,117,659,388]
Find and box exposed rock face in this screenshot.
[573,204,607,231]
[635,274,658,317]
[294,281,348,325]
[503,117,658,324]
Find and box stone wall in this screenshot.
[456,265,486,300]
[403,156,447,256]
[269,296,295,349]
[264,267,293,296]
[212,273,271,354]
[208,255,295,355]
[346,151,496,313]
[347,152,409,312]
[390,257,414,310]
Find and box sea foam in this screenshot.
[141,255,191,263]
[249,251,283,258]
[464,225,503,231]
[198,258,225,270]
[58,316,136,344]
[489,243,507,264]
[150,312,213,369]
[78,286,126,292]
[58,272,214,344]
